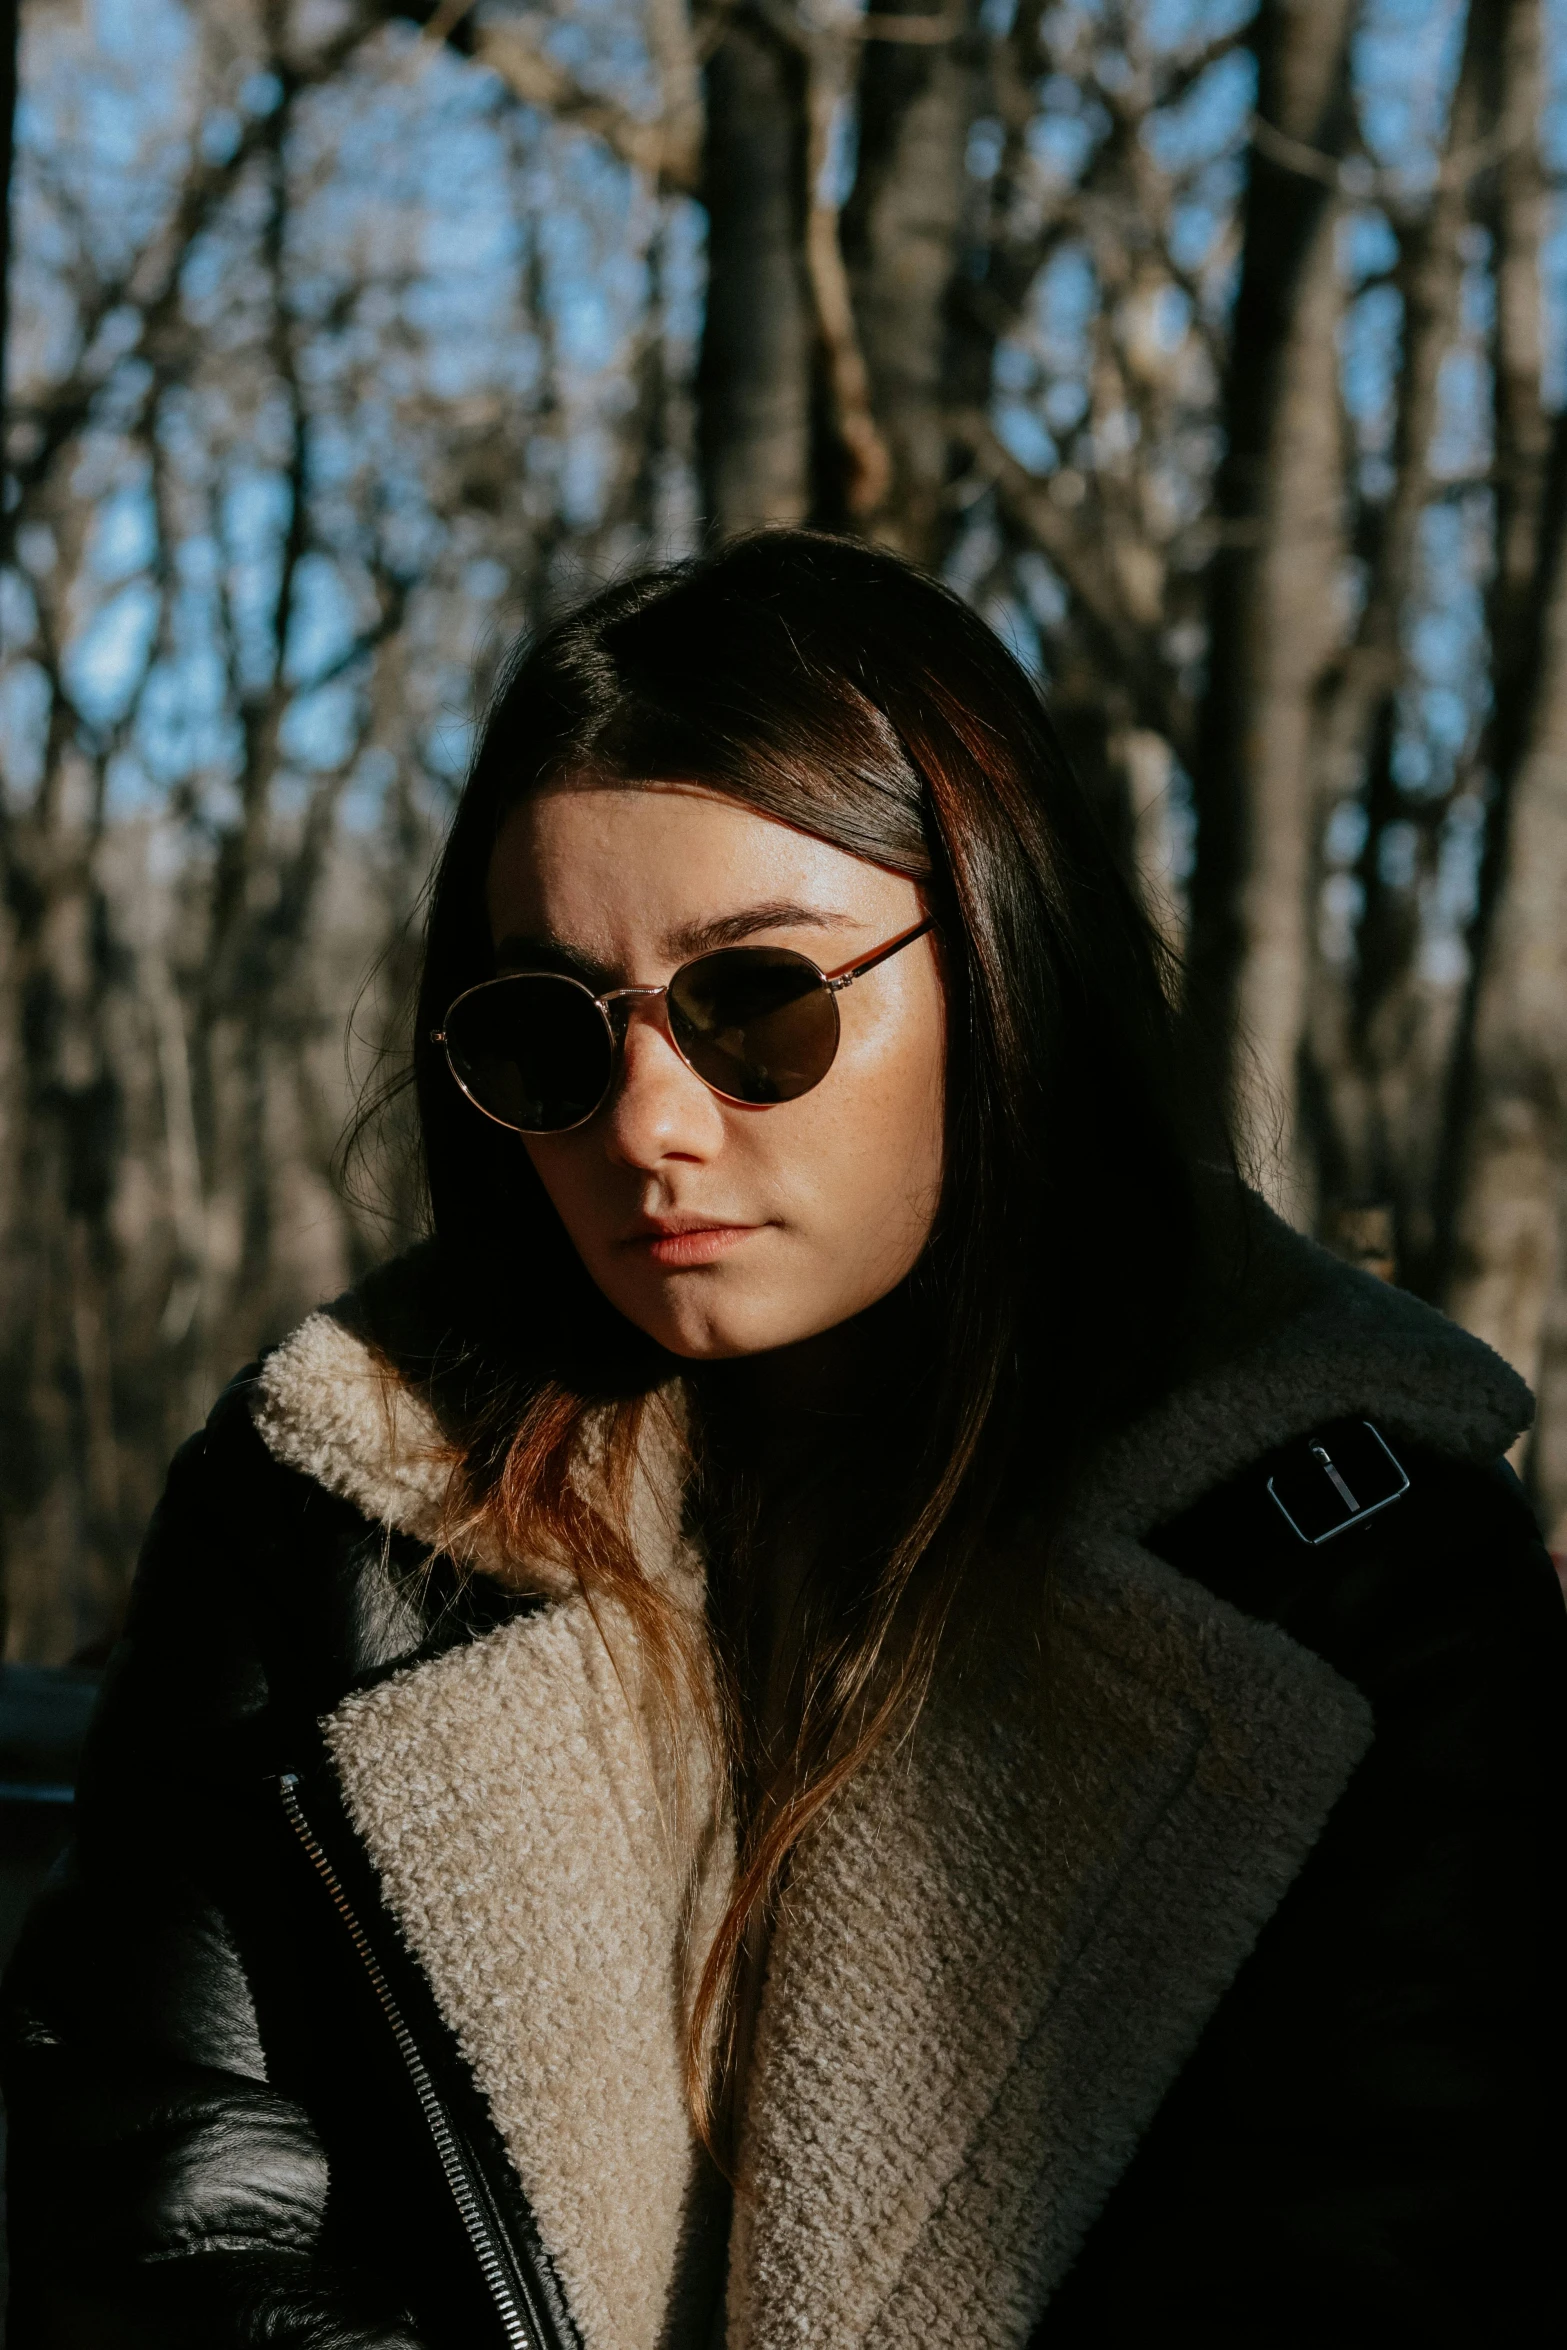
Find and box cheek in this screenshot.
[523,1138,614,1253]
[790,996,945,1276]
[520,987,945,1353]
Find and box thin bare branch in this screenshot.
[474,17,699,190]
[5,19,376,539]
[959,409,1182,739]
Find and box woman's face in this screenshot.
[485,783,945,1360]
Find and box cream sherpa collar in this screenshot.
[248,1205,1529,2350]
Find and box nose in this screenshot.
[599,997,726,1169]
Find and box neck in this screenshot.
[703,1288,916,1483]
[694,1298,907,1772]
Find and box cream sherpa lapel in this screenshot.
[249,1204,1530,2350]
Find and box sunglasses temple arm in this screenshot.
[830,915,935,991]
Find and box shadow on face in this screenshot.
[485,781,946,1361]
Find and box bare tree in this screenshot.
[1438,0,1566,1511]
[1183,0,1358,1211]
[1,0,676,1653]
[698,11,813,529]
[1435,2,1567,1461]
[1444,420,1567,1463]
[1303,1,1508,1267]
[5,0,1567,1660]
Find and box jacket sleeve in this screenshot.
[1044,1453,1567,2341]
[0,1393,427,2350]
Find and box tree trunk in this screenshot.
[1438,3,1567,1542]
[697,17,813,534]
[0,751,124,1663]
[1444,477,1567,1536]
[1304,4,1497,1277]
[1479,0,1553,676]
[1186,0,1357,1210]
[1421,0,1553,1295]
[1445,432,1567,1535]
[841,4,982,562]
[1,0,19,566]
[1529,1233,1567,1553]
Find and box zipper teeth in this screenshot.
[278,1774,540,2350]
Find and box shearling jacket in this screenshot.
[3,1210,1564,2348]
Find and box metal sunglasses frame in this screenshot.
[432,914,936,1135]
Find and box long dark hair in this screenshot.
[405,528,1230,2136]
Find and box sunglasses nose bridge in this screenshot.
[598,983,668,1042]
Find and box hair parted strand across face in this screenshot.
[406,528,1232,2146]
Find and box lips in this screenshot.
[621,1215,765,1269]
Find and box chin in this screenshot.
[644,1314,792,1363]
[612,1277,805,1362]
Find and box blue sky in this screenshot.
[2,0,1553,960]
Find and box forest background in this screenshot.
[2,0,1566,1664]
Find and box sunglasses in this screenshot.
[433,915,935,1136]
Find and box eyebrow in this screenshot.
[663,900,858,958]
[493,900,858,982]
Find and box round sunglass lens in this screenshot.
[444,976,612,1133]
[667,948,838,1104]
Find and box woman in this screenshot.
[4,531,1562,2348]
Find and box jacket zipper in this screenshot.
[277,1771,547,2350]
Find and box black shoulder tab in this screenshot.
[1147,1414,1416,1591]
[1263,1418,1410,1546]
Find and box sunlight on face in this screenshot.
[485,783,945,1360]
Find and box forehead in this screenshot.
[485,781,888,934]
